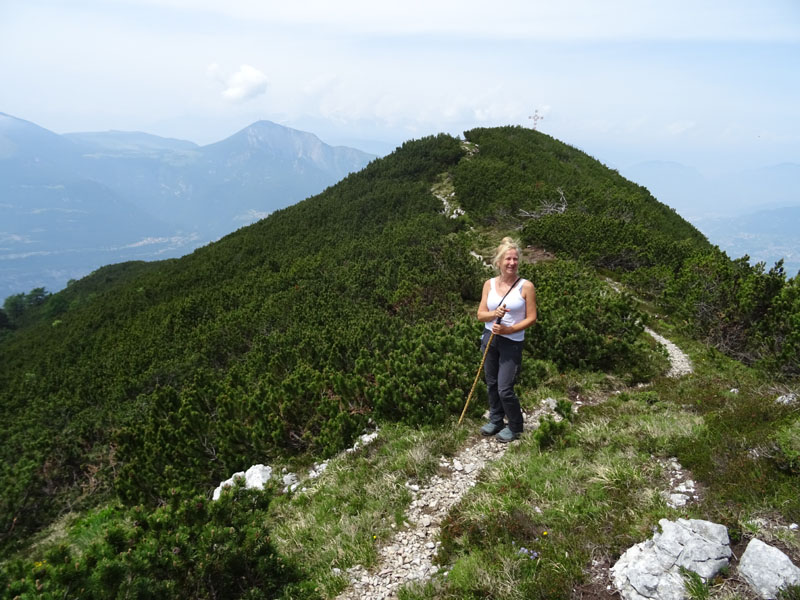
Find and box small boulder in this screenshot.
[282,472,300,492]
[738,538,800,599]
[213,464,273,500]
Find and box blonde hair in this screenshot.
[491,237,521,270]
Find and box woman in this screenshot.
[476,237,537,442]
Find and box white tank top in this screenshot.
[485,278,527,341]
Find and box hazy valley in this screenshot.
[622,160,800,277]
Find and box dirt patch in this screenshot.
[571,556,618,599]
[522,245,556,264]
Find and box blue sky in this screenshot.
[1,0,798,174]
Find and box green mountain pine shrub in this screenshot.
[452,126,798,377]
[520,261,661,382]
[0,133,475,549]
[521,211,696,272]
[772,417,800,474]
[0,483,309,600]
[661,250,797,375]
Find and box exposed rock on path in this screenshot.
[611,523,800,600]
[656,456,700,509]
[739,538,800,599]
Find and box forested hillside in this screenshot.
[1,127,797,599]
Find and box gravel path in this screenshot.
[336,438,507,599]
[645,327,693,377]
[335,396,564,599]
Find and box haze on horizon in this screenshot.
[1,0,799,179]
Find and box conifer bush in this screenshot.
[370,319,482,425]
[521,261,658,381]
[0,484,308,600]
[521,211,692,272]
[662,250,798,376]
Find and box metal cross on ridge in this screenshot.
[528,109,544,130]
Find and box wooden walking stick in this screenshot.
[458,329,495,425]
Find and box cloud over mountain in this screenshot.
[208,63,269,102]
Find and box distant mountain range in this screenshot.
[0,113,375,298]
[622,160,800,277]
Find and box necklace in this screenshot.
[497,275,520,294]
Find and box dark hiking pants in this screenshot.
[481,329,524,434]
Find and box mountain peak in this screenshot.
[225,120,323,151]
[202,119,374,172]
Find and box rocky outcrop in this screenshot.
[611,521,800,600]
[212,429,381,500]
[610,519,731,600]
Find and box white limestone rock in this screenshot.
[282,472,300,492]
[738,538,800,599]
[611,519,731,600]
[212,464,273,500]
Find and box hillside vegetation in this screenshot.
[1,126,797,599]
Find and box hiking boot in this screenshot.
[495,427,520,443]
[480,422,504,436]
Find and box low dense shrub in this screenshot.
[661,251,798,376]
[521,261,660,382]
[533,415,575,450]
[0,483,310,600]
[522,212,693,272]
[368,318,481,425]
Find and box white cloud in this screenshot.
[234,209,271,222]
[209,64,269,102]
[30,208,87,215]
[121,234,200,249]
[0,251,54,260]
[0,233,33,244]
[667,120,697,136]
